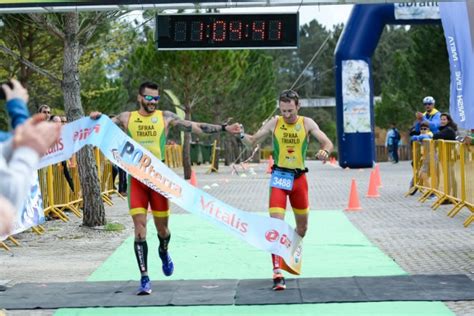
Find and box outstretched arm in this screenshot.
[305,118,333,161]
[89,111,129,132]
[164,111,241,135]
[241,117,277,148]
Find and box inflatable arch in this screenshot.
[335,3,440,168]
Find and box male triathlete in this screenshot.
[90,81,241,295]
[241,89,333,290]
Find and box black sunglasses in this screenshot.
[142,94,160,102]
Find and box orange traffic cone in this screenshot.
[189,170,198,187]
[345,178,362,211]
[374,164,382,188]
[266,155,274,174]
[366,170,380,198]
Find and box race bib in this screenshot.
[270,170,294,191]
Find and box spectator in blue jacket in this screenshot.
[413,96,441,134]
[385,123,401,163]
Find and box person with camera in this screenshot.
[0,80,61,232]
[0,80,30,142]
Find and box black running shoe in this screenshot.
[272,273,286,291]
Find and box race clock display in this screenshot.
[156,13,299,50]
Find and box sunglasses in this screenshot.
[42,110,51,114]
[142,94,160,102]
[420,127,429,131]
[423,103,433,106]
[279,90,299,101]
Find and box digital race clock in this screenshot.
[155,13,299,50]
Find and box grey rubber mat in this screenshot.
[2,275,474,309]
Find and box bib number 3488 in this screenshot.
[270,170,294,191]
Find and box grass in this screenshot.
[104,222,125,232]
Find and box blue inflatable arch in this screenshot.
[335,3,440,168]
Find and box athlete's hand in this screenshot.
[315,149,329,161]
[90,111,102,120]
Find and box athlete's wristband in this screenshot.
[221,124,227,132]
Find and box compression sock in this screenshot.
[158,233,171,254]
[134,238,148,276]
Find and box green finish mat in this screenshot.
[56,211,454,315]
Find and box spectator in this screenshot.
[0,80,61,212]
[413,96,441,134]
[411,121,433,190]
[112,165,127,196]
[385,123,401,163]
[463,130,474,145]
[38,104,52,120]
[433,113,457,141]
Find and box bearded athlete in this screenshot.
[90,81,241,295]
[241,89,333,290]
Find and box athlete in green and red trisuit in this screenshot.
[90,81,242,295]
[241,89,333,291]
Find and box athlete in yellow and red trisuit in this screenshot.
[241,89,333,291]
[90,82,242,295]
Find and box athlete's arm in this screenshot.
[241,117,277,148]
[305,117,333,160]
[163,111,241,135]
[89,111,129,131]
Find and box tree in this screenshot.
[25,11,127,226]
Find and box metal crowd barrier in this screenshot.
[407,140,474,227]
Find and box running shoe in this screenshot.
[272,273,286,291]
[137,276,152,295]
[159,250,174,276]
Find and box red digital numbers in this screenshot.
[252,21,265,41]
[174,18,284,44]
[212,20,226,42]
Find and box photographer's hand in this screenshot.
[2,79,29,103]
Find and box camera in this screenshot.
[0,81,14,100]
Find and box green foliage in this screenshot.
[0,14,63,113]
[80,50,128,115]
[266,20,337,97]
[375,25,450,130]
